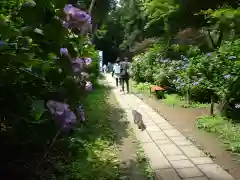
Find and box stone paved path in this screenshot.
[104,75,236,180]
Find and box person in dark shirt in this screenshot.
[120,57,130,93]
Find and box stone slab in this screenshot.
[149,131,169,140]
[158,144,183,156]
[155,168,181,180]
[146,124,161,132]
[135,130,152,143]
[142,143,171,170]
[158,123,175,130]
[170,136,193,146]
[155,139,173,145]
[191,157,213,165]
[176,167,204,178]
[170,159,195,169]
[183,177,209,180]
[197,164,235,180]
[163,129,183,137]
[179,145,206,158]
[166,155,188,161]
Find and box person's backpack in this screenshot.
[120,62,129,76]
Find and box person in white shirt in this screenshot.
[102,64,107,73]
[113,58,121,87]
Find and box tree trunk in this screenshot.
[186,88,191,105]
[210,95,214,116]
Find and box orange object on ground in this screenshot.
[151,85,166,91]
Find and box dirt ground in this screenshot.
[134,92,240,180]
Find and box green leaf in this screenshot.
[31,100,46,120]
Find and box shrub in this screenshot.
[0,0,100,178]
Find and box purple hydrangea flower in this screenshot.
[176,77,181,82]
[76,104,85,121]
[181,55,188,61]
[62,20,70,28]
[64,4,73,14]
[64,4,92,24]
[85,81,92,91]
[207,52,212,57]
[57,110,77,131]
[182,64,188,69]
[224,74,231,79]
[58,110,76,125]
[74,9,91,23]
[84,58,92,65]
[161,58,169,63]
[46,100,77,130]
[0,40,8,46]
[53,56,58,62]
[193,81,199,86]
[0,40,8,49]
[46,100,69,116]
[60,48,69,57]
[72,58,84,72]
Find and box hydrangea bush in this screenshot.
[131,38,240,114]
[0,0,100,178]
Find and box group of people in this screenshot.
[102,62,111,73]
[112,57,130,94]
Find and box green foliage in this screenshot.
[0,0,108,178]
[132,37,240,109]
[133,81,152,93]
[143,0,178,30]
[53,85,124,179]
[197,116,240,153]
[98,0,240,154]
[163,94,183,107]
[163,94,209,108]
[199,7,240,38]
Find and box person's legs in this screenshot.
[119,77,122,86]
[116,77,118,87]
[121,77,124,92]
[125,77,129,93]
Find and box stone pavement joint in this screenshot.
[104,75,235,180]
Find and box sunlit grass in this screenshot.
[163,94,210,108]
[53,85,123,179]
[197,116,240,153]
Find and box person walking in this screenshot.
[113,58,121,87]
[120,57,130,93]
[102,64,107,73]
